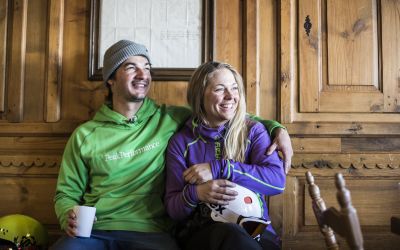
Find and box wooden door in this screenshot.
[280,0,400,249]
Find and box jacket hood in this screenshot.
[93,98,158,126]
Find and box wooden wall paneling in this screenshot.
[292,113,400,124]
[62,0,104,121]
[298,0,321,112]
[45,0,64,122]
[327,0,379,87]
[148,81,188,106]
[243,0,259,116]
[0,136,67,151]
[0,121,79,135]
[342,137,400,153]
[279,0,296,124]
[214,0,241,71]
[282,176,299,237]
[291,137,341,153]
[0,177,58,225]
[7,0,27,122]
[259,0,277,120]
[0,0,7,112]
[382,0,400,112]
[24,0,48,121]
[297,122,400,135]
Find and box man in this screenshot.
[51,40,293,249]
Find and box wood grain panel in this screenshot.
[298,0,321,112]
[282,176,299,236]
[304,179,400,226]
[0,122,80,135]
[244,0,259,115]
[214,0,241,71]
[0,137,67,151]
[259,0,277,119]
[327,0,379,86]
[319,91,383,112]
[62,0,105,121]
[0,0,7,112]
[7,0,27,122]
[45,0,64,122]
[382,0,400,112]
[24,0,47,121]
[0,177,58,225]
[285,121,400,135]
[342,138,400,153]
[292,138,341,153]
[148,81,188,106]
[279,0,296,123]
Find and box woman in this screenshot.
[165,61,286,250]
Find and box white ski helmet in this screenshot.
[206,184,270,237]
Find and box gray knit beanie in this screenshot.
[102,40,151,82]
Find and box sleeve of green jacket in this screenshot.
[54,130,89,230]
[166,105,192,128]
[247,114,285,137]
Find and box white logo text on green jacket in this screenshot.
[104,141,161,161]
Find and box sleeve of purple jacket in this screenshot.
[210,122,286,196]
[164,134,199,221]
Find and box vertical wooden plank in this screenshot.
[214,0,241,71]
[298,0,321,112]
[45,0,64,122]
[327,0,378,86]
[382,0,400,112]
[279,0,296,123]
[259,0,277,120]
[244,0,259,115]
[7,0,27,122]
[0,0,8,112]
[282,176,299,238]
[24,0,47,121]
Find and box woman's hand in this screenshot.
[184,163,213,184]
[65,209,77,237]
[196,179,238,205]
[266,127,293,174]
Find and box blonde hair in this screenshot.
[187,61,248,162]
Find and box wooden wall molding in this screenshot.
[0,155,60,168]
[292,153,400,170]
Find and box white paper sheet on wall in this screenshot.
[98,0,202,68]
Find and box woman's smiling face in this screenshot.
[203,68,239,127]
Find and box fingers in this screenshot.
[196,180,238,204]
[266,141,277,155]
[66,209,77,237]
[183,163,212,184]
[281,144,293,175]
[284,158,292,174]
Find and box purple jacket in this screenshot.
[164,117,286,222]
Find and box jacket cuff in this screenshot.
[183,184,199,208]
